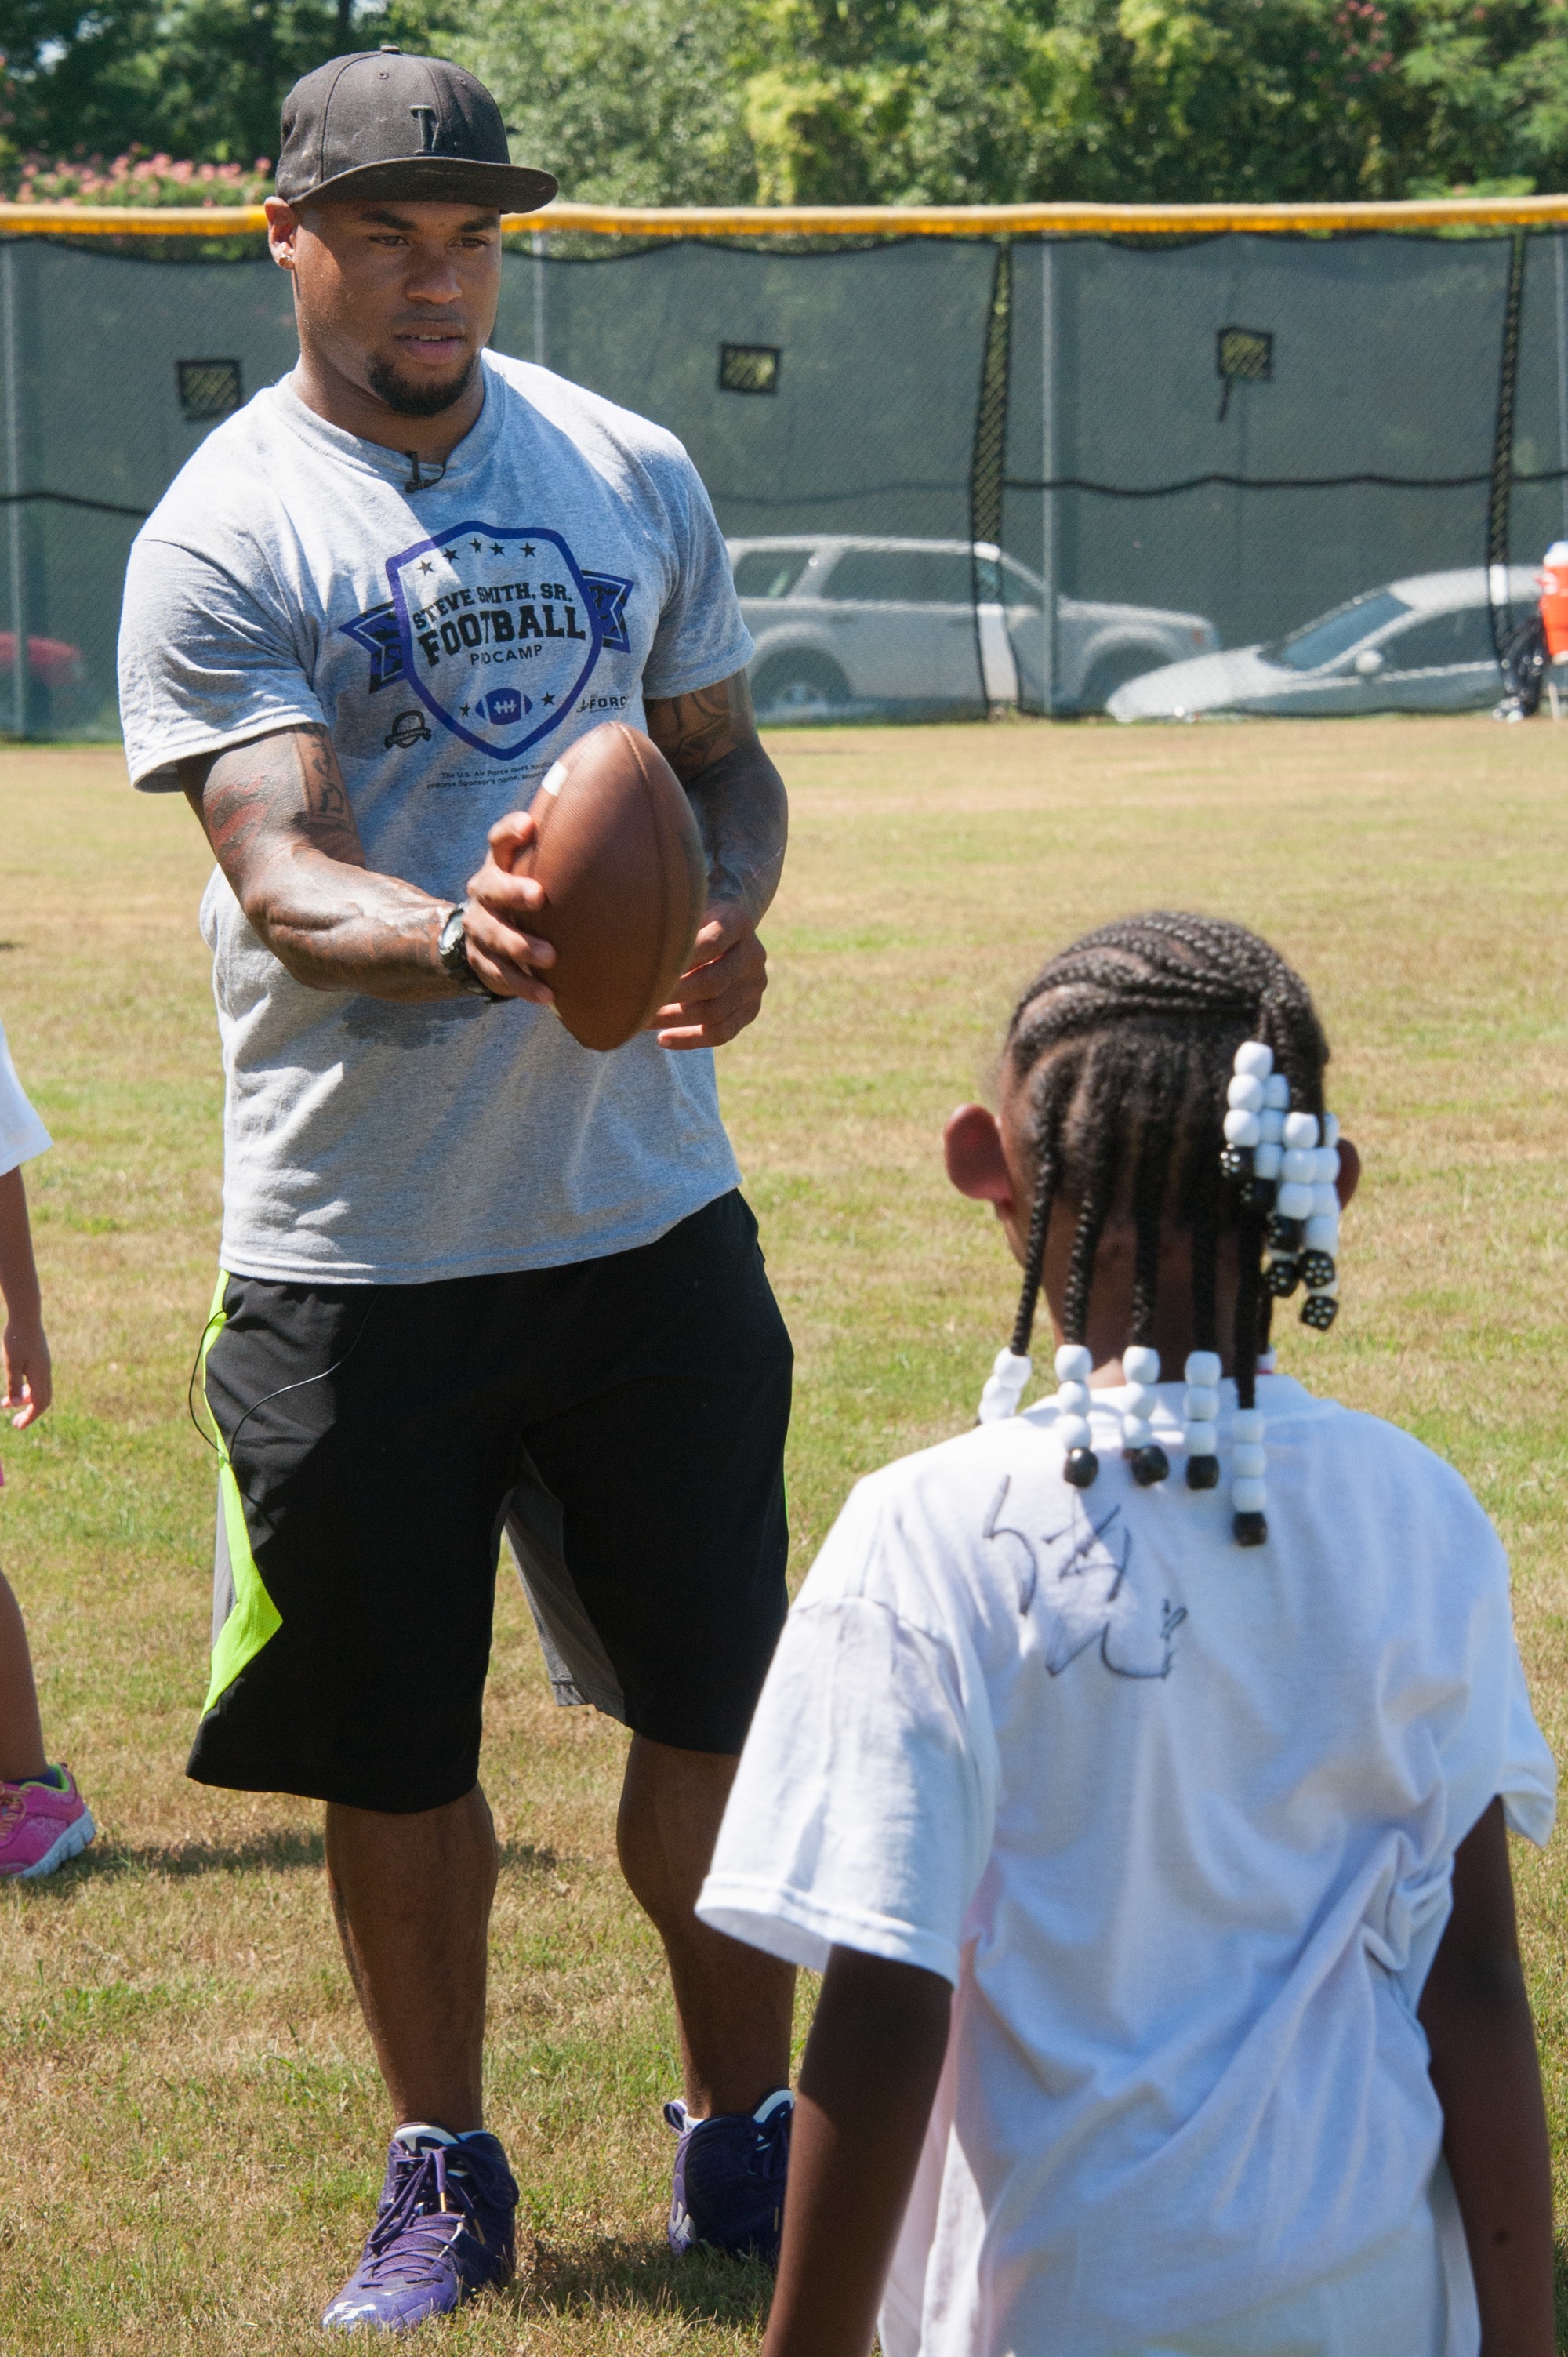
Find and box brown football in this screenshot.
[512,721,706,1052]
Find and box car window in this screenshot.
[732,550,812,600]
[822,547,975,605]
[1260,589,1411,671]
[1384,606,1496,670]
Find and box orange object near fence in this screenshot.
[1539,543,1568,666]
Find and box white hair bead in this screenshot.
[1258,1108,1285,1143]
[1232,1476,1266,1513]
[1123,1382,1158,1418]
[1314,1146,1340,1183]
[1223,1108,1261,1147]
[1054,1344,1092,1382]
[1234,1041,1273,1077]
[1276,1181,1314,1220]
[1056,1380,1091,1413]
[1123,1345,1161,1386]
[1262,1073,1290,1109]
[978,1348,1033,1422]
[1057,1414,1092,1451]
[1305,1213,1339,1252]
[1310,1184,1338,1217]
[1254,1142,1283,1180]
[1226,1073,1265,1113]
[1121,1416,1154,1449]
[1280,1147,1316,1184]
[1185,1351,1221,1386]
[1232,1409,1265,1442]
[1282,1111,1319,1149]
[1322,1112,1340,1147]
[1185,1420,1218,1456]
[1184,1385,1220,1421]
[1232,1443,1266,1477]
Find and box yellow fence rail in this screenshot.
[2,193,1568,237]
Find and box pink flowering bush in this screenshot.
[10,152,271,205]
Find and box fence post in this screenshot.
[1486,230,1526,666]
[1555,232,1568,541]
[532,228,546,368]
[2,244,27,741]
[1040,239,1057,714]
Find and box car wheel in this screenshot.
[1080,647,1171,713]
[752,652,851,720]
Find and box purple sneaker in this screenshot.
[321,2124,518,2333]
[665,2088,793,2264]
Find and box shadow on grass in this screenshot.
[24,1830,564,1890]
[45,1827,327,1882]
[514,2233,774,2330]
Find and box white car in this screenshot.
[729,536,1218,718]
[1106,566,1539,723]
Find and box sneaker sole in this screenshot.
[9,1808,95,1880]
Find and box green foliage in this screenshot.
[1,0,1567,204]
[0,0,349,174]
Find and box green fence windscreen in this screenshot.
[2,228,1563,735]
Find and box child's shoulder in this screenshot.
[807,1377,1502,1615]
[1265,1378,1495,1531]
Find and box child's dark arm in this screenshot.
[0,1164,49,1428]
[763,1947,952,2357]
[1417,1796,1554,2357]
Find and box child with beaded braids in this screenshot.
[699,913,1556,2357]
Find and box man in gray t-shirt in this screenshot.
[118,49,795,2333]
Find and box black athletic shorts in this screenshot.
[187,1191,793,1814]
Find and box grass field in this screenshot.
[2,711,1568,2352]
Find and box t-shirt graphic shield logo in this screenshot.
[386,521,602,761]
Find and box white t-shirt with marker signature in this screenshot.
[699,1373,1556,2357]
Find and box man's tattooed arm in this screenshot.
[645,670,788,928]
[179,725,554,1003]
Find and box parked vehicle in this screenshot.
[728,536,1218,717]
[0,633,83,688]
[1105,567,1537,723]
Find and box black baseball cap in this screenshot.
[277,47,557,212]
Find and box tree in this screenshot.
[1,0,1566,205]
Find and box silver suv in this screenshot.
[729,535,1218,718]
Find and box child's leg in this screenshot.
[0,1569,48,1782]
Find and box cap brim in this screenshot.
[284,157,558,213]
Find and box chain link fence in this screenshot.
[4,226,1563,736]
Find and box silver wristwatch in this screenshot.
[437,906,504,1001]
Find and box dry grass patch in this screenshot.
[1,717,1566,2347]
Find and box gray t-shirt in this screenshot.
[119,353,753,1284]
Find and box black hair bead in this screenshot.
[1063,1446,1100,1489]
[1265,1211,1305,1252]
[1128,1444,1170,1487]
[1262,1254,1300,1298]
[1300,1292,1338,1331]
[1298,1249,1336,1291]
[1219,1144,1254,1182]
[1233,1509,1268,1547]
[1243,1175,1277,1213]
[1185,1452,1221,1491]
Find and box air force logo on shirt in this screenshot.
[339,522,634,762]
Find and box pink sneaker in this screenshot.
[0,1764,94,1879]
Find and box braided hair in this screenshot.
[999,913,1330,1487]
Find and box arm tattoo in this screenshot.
[646,670,789,926]
[180,725,457,1000]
